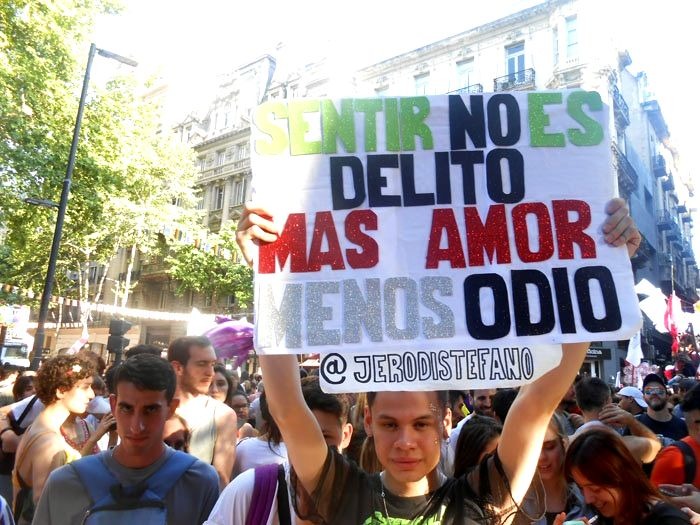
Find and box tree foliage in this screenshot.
[166,221,254,313]
[0,1,200,307]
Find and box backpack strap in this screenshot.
[71,454,120,503]
[671,440,696,484]
[143,450,198,499]
[276,464,291,525]
[246,464,279,525]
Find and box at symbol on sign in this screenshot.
[321,353,347,385]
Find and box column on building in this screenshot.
[221,176,233,223]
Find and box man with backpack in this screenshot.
[652,383,700,488]
[32,354,220,524]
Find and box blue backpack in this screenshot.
[71,450,197,524]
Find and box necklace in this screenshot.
[379,472,391,519]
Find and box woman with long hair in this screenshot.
[208,364,235,408]
[559,428,690,525]
[452,416,502,478]
[12,355,95,524]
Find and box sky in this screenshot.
[90,0,699,226]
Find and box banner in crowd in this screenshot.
[251,91,642,388]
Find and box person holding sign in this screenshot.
[236,198,639,524]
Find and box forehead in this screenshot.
[213,371,228,381]
[188,345,216,360]
[115,381,168,405]
[372,391,439,418]
[231,394,248,404]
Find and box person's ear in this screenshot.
[363,404,373,437]
[340,423,353,452]
[443,407,452,438]
[167,397,180,418]
[170,361,184,376]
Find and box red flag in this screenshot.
[664,293,681,354]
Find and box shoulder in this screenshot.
[182,457,219,486]
[42,461,86,497]
[644,501,691,524]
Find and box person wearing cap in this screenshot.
[674,379,700,419]
[636,373,689,443]
[618,386,648,416]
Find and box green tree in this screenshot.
[166,221,254,313]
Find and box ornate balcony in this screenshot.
[611,142,638,195]
[653,155,667,178]
[448,83,483,94]
[611,83,630,129]
[494,68,535,91]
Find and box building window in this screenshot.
[196,197,204,210]
[198,157,206,172]
[233,180,244,205]
[213,186,224,210]
[506,42,525,82]
[414,73,430,95]
[455,59,474,90]
[566,16,578,59]
[553,27,559,65]
[645,188,654,213]
[216,150,225,166]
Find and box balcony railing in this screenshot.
[611,142,638,195]
[200,157,250,180]
[657,210,682,240]
[493,68,535,91]
[448,83,484,94]
[653,155,667,178]
[611,83,630,129]
[682,241,695,259]
[662,175,675,192]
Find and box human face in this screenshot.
[58,377,94,414]
[472,389,496,418]
[685,409,700,445]
[451,395,466,425]
[208,371,229,403]
[365,391,446,490]
[571,469,621,518]
[538,428,565,481]
[111,381,178,468]
[175,345,217,395]
[231,394,249,421]
[643,382,667,411]
[20,379,35,400]
[312,409,352,452]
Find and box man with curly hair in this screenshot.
[12,355,95,524]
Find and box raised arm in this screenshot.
[236,204,329,494]
[497,198,641,505]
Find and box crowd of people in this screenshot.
[0,201,695,524]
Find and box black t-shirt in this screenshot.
[290,447,544,524]
[641,502,691,525]
[635,413,688,441]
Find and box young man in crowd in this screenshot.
[618,385,647,416]
[33,354,220,524]
[205,377,353,524]
[636,373,688,443]
[448,388,496,452]
[167,336,237,488]
[652,383,700,488]
[236,198,640,524]
[572,377,660,463]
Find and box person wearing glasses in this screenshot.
[635,373,688,445]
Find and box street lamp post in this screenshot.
[30,44,137,370]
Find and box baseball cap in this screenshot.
[618,386,648,408]
[642,373,666,389]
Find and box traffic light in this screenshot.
[107,319,132,361]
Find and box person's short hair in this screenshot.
[679,378,698,394]
[493,388,519,422]
[12,374,34,402]
[367,390,449,414]
[125,344,162,359]
[77,349,106,377]
[113,354,177,402]
[681,383,700,413]
[448,390,465,406]
[301,376,350,425]
[575,377,611,412]
[167,336,211,366]
[35,355,96,406]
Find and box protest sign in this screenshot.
[250,91,642,389]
